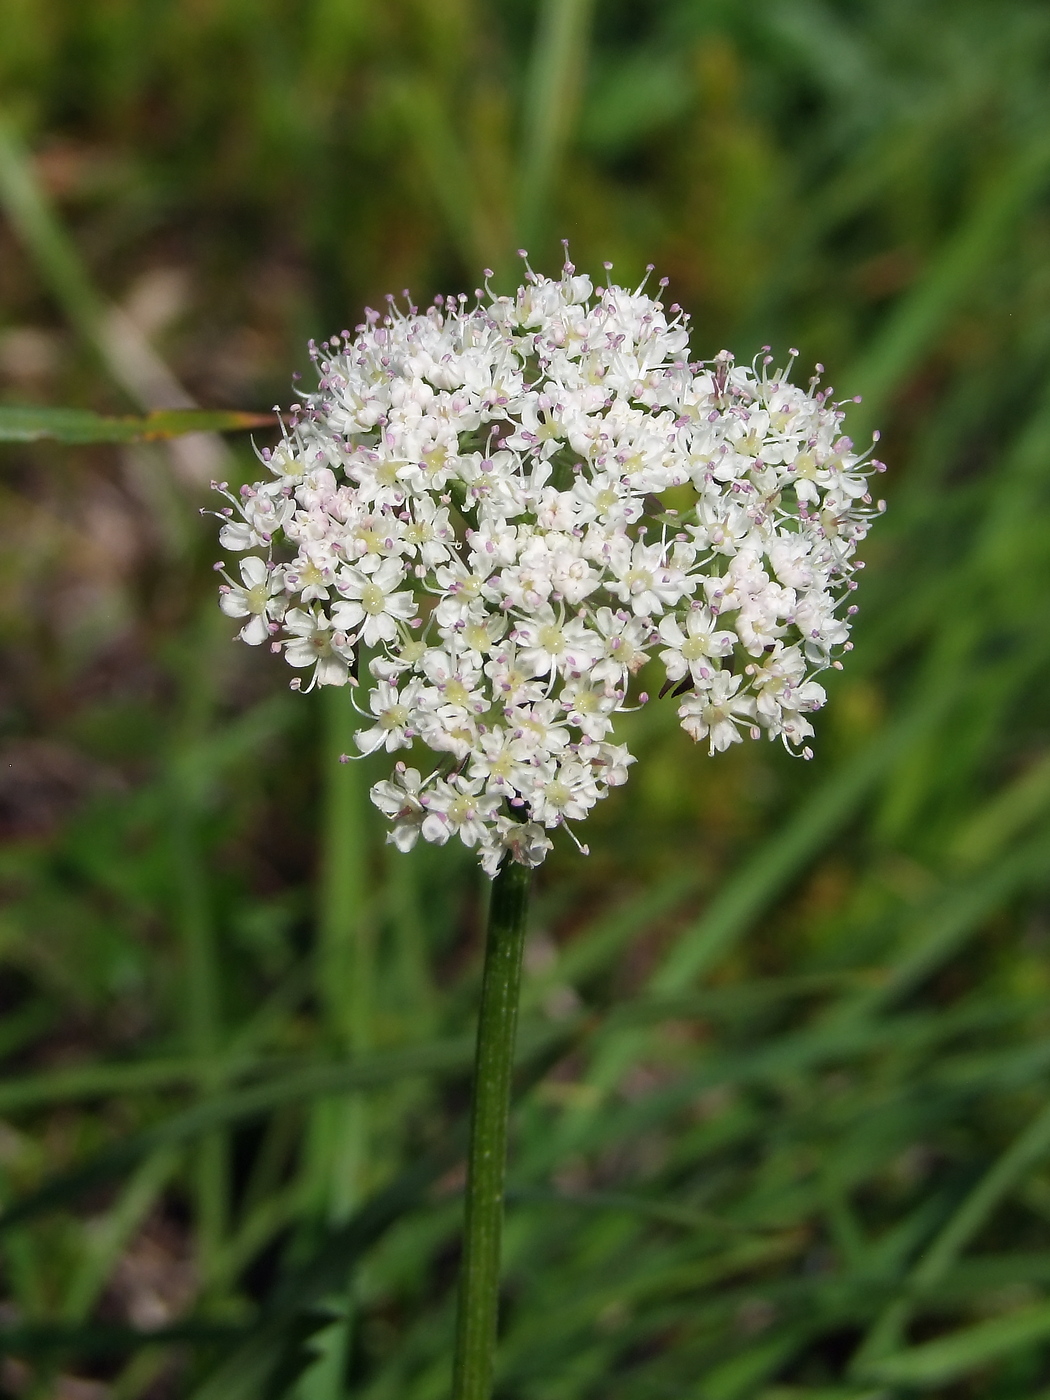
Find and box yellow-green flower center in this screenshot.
[362,582,387,615]
[444,679,470,707]
[246,583,269,614]
[539,623,565,654]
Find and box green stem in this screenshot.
[451,858,532,1400]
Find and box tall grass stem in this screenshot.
[517,0,595,250]
[316,687,372,1221]
[169,614,231,1287]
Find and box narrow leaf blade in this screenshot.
[0,406,275,444]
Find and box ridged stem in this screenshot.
[451,859,531,1400]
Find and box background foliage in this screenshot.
[1,1,1050,1397]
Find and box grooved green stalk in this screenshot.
[452,858,531,1400]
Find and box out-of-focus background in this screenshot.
[1,2,1050,1396]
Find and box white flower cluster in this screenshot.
[215,258,883,875]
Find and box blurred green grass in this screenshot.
[2,1,1050,1397]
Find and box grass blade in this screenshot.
[0,406,274,444]
[0,1021,576,1232]
[867,1301,1050,1388]
[518,0,596,250]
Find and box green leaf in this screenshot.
[843,135,1050,433]
[187,1130,468,1399]
[0,405,275,444]
[0,1318,244,1357]
[759,1389,891,1400]
[647,665,962,996]
[517,0,597,247]
[698,1328,810,1400]
[0,1018,576,1231]
[868,1301,1050,1387]
[0,1053,272,1115]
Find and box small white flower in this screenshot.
[355,679,420,754]
[560,682,618,741]
[286,544,337,602]
[449,605,508,662]
[433,561,491,625]
[420,775,502,848]
[658,607,736,687]
[479,817,553,876]
[678,672,757,753]
[468,727,536,795]
[415,705,482,762]
[512,607,600,679]
[484,644,546,707]
[218,482,294,551]
[404,496,455,568]
[607,539,695,617]
[283,609,350,688]
[505,699,572,760]
[590,607,652,688]
[592,741,636,787]
[371,765,427,851]
[527,758,602,827]
[332,557,416,646]
[219,556,286,645]
[420,649,487,714]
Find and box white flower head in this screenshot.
[216,258,882,873]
